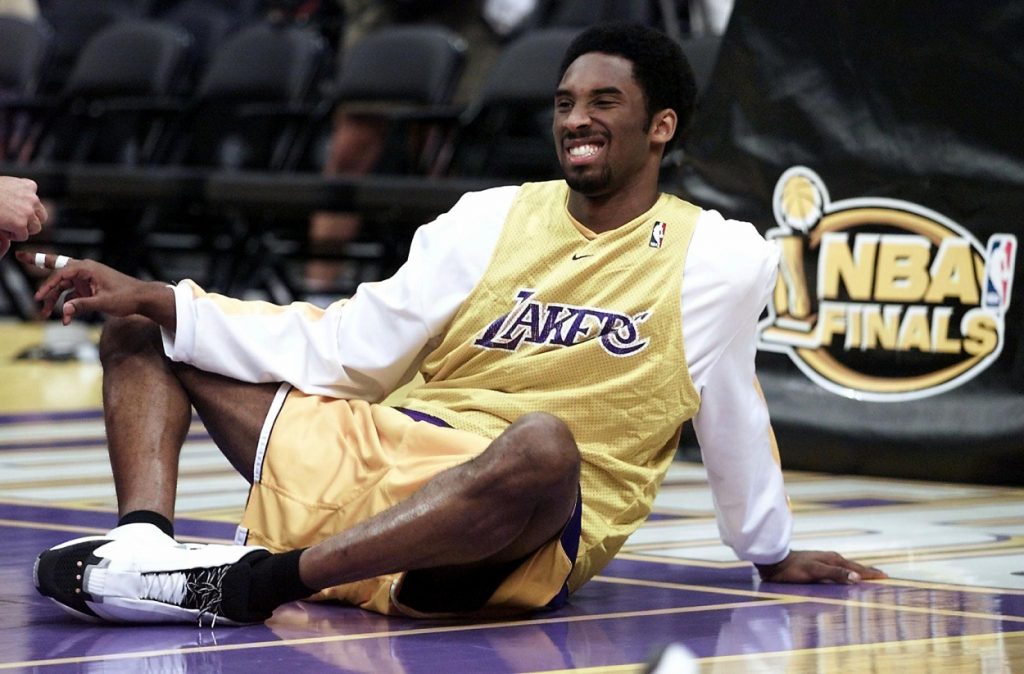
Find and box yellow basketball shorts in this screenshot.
[235,384,581,617]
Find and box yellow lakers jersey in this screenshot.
[400,180,702,588]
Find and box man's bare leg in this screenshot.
[99,315,279,520]
[299,411,580,592]
[101,315,580,612]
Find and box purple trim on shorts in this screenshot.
[546,485,582,610]
[393,406,580,610]
[395,407,451,428]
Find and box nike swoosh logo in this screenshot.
[571,253,593,260]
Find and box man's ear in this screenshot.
[650,108,678,146]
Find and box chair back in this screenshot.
[62,20,194,99]
[173,22,329,170]
[448,28,580,180]
[0,16,52,96]
[335,25,466,109]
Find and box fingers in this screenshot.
[764,550,887,585]
[37,272,78,320]
[33,199,48,230]
[62,296,89,326]
[834,556,887,580]
[14,252,87,319]
[806,560,859,584]
[17,250,72,271]
[814,556,887,584]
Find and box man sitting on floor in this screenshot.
[25,22,884,626]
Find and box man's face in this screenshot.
[553,52,652,197]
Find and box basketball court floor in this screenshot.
[1,320,1022,673]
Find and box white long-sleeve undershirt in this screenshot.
[162,185,792,564]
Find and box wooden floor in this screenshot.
[1,319,1022,673]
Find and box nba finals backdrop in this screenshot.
[676,0,1023,484]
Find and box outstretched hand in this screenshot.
[755,550,887,584]
[16,252,175,328]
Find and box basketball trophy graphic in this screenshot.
[772,171,824,330]
[758,166,1016,401]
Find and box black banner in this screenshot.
[674,1,1024,483]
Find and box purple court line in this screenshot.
[815,498,914,508]
[0,432,211,452]
[0,501,237,540]
[0,410,207,426]
[0,409,104,424]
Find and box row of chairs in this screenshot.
[17,0,691,102]
[0,18,720,313]
[13,0,265,97]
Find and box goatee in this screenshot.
[564,166,612,196]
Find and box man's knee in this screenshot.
[99,315,164,366]
[488,412,581,493]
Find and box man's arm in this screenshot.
[0,177,48,258]
[21,186,518,399]
[693,326,886,583]
[686,218,885,584]
[17,252,175,328]
[162,187,514,399]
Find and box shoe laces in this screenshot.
[142,565,231,627]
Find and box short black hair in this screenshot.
[558,23,696,151]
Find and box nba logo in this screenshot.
[649,221,667,248]
[983,234,1017,313]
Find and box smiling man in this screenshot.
[29,23,883,626]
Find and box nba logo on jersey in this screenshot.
[983,234,1017,313]
[649,221,667,248]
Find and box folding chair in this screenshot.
[36,0,152,95]
[442,28,580,181]
[207,24,468,300]
[0,16,52,160]
[116,21,331,294]
[0,16,52,97]
[157,0,248,89]
[0,18,192,317]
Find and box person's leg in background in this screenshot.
[306,111,389,293]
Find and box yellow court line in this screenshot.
[622,528,868,552]
[860,536,1024,565]
[594,575,1024,624]
[0,466,240,491]
[612,552,751,569]
[56,500,119,511]
[617,535,1024,570]
[696,628,1024,666]
[880,577,1024,596]
[0,476,212,493]
[947,515,1024,527]
[0,519,231,545]
[0,498,239,521]
[524,630,1024,674]
[777,469,1023,494]
[0,599,795,670]
[0,496,118,511]
[8,511,1019,600]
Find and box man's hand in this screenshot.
[755,550,887,584]
[0,177,48,258]
[15,252,176,329]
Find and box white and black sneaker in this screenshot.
[34,523,271,626]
